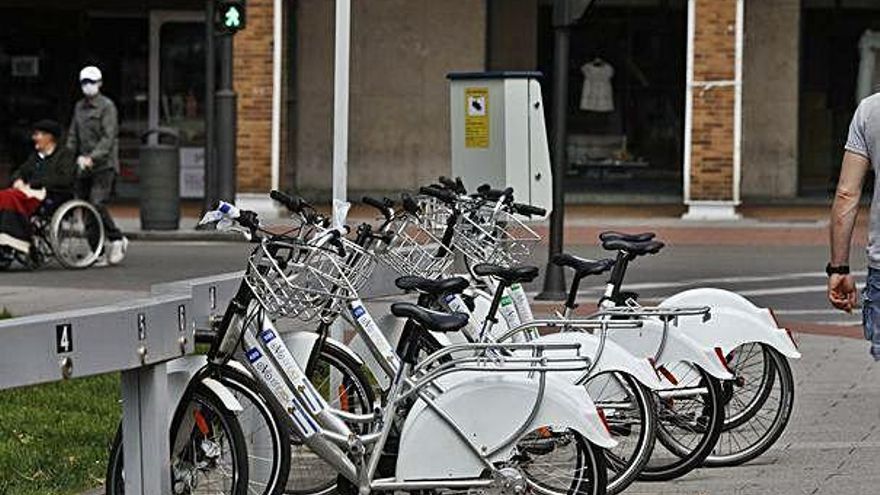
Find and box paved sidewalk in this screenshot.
[80,332,878,495]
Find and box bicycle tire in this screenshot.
[704,345,794,467]
[213,365,293,494]
[285,340,377,495]
[585,372,655,495]
[520,428,608,495]
[638,365,725,482]
[105,383,249,494]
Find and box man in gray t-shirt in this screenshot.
[829,93,880,360]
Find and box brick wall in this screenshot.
[233,0,274,193]
[689,0,738,202]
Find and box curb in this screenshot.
[124,230,244,242]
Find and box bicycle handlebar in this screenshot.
[511,203,546,218]
[419,186,457,204]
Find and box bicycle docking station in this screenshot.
[0,265,402,493]
[0,272,241,494]
[447,72,553,217]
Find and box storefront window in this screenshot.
[538,0,686,198]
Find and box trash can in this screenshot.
[139,128,180,230]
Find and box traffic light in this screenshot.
[215,0,246,35]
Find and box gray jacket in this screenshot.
[66,94,119,173]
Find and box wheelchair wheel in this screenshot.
[49,199,105,269]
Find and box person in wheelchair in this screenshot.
[0,120,76,258]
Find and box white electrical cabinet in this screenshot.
[448,72,552,216]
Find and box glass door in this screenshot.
[149,11,206,198]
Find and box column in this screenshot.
[682,0,744,220]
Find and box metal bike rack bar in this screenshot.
[0,271,248,494]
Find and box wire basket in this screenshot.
[374,214,454,279]
[244,239,370,323]
[452,206,541,267]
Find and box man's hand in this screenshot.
[828,274,858,312]
[77,155,93,170]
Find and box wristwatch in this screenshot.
[825,263,850,276]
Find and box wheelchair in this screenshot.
[0,194,105,270]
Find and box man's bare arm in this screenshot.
[830,151,870,265]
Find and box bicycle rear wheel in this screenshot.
[704,344,794,467]
[517,428,608,495]
[638,363,724,481]
[584,372,655,495]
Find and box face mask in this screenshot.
[81,82,100,97]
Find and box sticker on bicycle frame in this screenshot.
[137,313,146,341]
[55,323,73,354]
[509,284,534,323]
[258,321,328,414]
[246,347,263,363]
[288,401,318,437]
[177,305,186,332]
[209,286,217,310]
[349,299,399,367]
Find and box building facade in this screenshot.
[2,0,879,215]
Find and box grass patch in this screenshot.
[0,373,120,495]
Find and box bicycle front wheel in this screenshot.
[106,383,249,494]
[286,340,376,495]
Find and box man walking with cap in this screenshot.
[67,65,128,265]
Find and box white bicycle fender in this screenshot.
[201,377,244,412]
[165,355,243,427]
[527,332,664,390]
[396,372,615,481]
[607,320,733,381]
[660,288,801,359]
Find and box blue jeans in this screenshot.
[861,267,880,361]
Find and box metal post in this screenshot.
[205,0,217,211]
[121,363,171,494]
[216,34,237,203]
[332,0,351,216]
[536,23,570,301]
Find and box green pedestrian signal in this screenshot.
[225,7,241,28]
[215,0,246,35]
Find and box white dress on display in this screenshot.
[580,59,615,113]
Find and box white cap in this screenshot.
[79,66,102,82]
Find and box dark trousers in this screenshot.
[79,169,122,241]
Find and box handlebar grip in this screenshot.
[401,193,420,216]
[419,186,457,204]
[270,190,301,212]
[454,177,467,195]
[362,196,392,220]
[439,176,457,190]
[476,186,515,203]
[512,203,546,217]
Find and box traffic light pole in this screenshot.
[216,34,237,203]
[204,0,217,212]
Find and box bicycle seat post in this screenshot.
[600,250,632,308]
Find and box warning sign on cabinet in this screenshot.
[465,87,489,148]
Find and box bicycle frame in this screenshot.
[221,292,619,492]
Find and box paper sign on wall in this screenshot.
[465,87,489,148]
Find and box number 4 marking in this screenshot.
[56,324,73,354]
